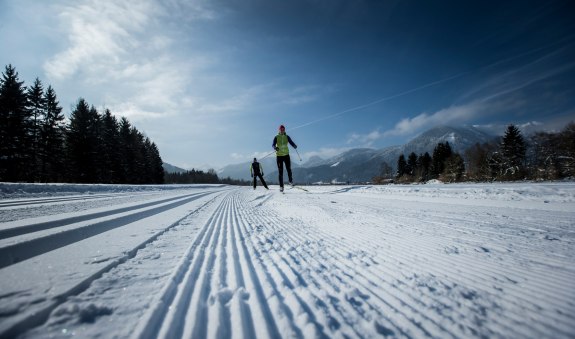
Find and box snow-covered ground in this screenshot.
[0,182,574,338]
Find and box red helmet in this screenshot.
[279,124,285,131]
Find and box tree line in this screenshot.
[0,64,164,184]
[375,123,575,184]
[164,169,250,185]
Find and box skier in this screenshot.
[272,124,297,192]
[250,158,268,190]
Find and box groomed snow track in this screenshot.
[1,183,574,338]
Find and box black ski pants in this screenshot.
[253,173,268,189]
[276,155,293,187]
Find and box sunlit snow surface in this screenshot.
[0,182,574,338]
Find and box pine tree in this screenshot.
[0,65,30,181]
[1,64,166,184]
[27,78,46,181]
[131,128,147,184]
[67,99,101,183]
[148,141,164,184]
[500,124,526,180]
[118,119,150,184]
[396,154,407,179]
[100,109,122,183]
[431,142,452,178]
[407,152,418,177]
[418,152,432,182]
[118,117,133,183]
[41,85,66,182]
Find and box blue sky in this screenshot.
[1,0,574,170]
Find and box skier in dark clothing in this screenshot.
[272,125,297,192]
[250,158,268,190]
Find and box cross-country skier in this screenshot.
[272,124,297,192]
[250,158,268,190]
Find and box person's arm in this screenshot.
[250,164,253,176]
[272,136,278,150]
[287,135,297,149]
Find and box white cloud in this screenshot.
[347,129,382,146]
[44,0,158,80]
[343,101,489,147]
[41,0,224,125]
[231,153,245,160]
[383,101,486,138]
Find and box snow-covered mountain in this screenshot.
[287,147,403,184]
[402,125,495,155]
[218,157,302,181]
[220,125,496,183]
[303,155,325,167]
[162,162,187,173]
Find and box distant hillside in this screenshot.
[162,163,187,174]
[401,125,494,155]
[220,125,496,184]
[287,147,403,184]
[218,157,302,182]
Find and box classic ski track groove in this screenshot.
[304,194,575,337]
[3,186,573,338]
[0,191,218,240]
[0,191,222,268]
[0,190,226,338]
[133,188,574,339]
[0,192,137,208]
[135,191,291,339]
[250,210,444,338]
[259,212,529,338]
[332,199,575,308]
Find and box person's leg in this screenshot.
[276,157,284,188]
[285,155,293,184]
[259,174,268,189]
[253,176,256,189]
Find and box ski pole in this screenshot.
[295,148,302,162]
[260,150,276,160]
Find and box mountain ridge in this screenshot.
[218,125,496,183]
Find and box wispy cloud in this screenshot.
[382,101,487,138]
[459,46,575,104]
[44,0,159,80]
[342,101,489,146]
[41,0,223,124]
[347,129,382,147]
[479,61,575,103]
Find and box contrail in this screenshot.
[289,35,575,132]
[291,71,468,131]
